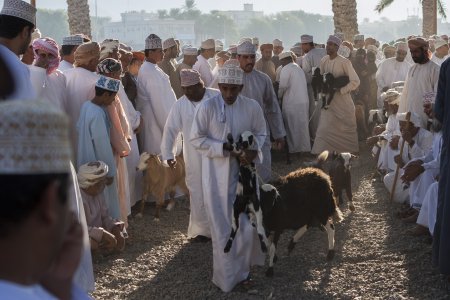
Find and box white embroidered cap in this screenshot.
[201,38,215,50]
[180,69,201,87]
[327,35,342,47]
[0,0,36,25]
[237,41,256,55]
[62,35,84,46]
[182,46,198,56]
[145,34,162,50]
[338,45,351,58]
[163,38,177,50]
[279,51,293,60]
[434,38,448,50]
[218,61,243,85]
[95,75,121,93]
[0,101,72,174]
[395,42,408,52]
[272,39,283,47]
[396,112,422,127]
[215,39,224,51]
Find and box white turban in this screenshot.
[77,161,109,189]
[396,112,421,128]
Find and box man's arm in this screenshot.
[161,102,183,161]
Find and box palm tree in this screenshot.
[375,0,447,37]
[67,0,91,37]
[183,0,197,11]
[332,0,359,41]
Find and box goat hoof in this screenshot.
[265,267,274,277]
[349,203,355,212]
[326,249,335,261]
[136,213,143,218]
[166,202,175,211]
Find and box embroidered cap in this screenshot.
[182,46,198,56]
[218,61,243,85]
[0,0,36,25]
[301,35,313,44]
[163,38,177,50]
[237,41,256,55]
[145,34,162,50]
[62,35,84,46]
[180,69,202,87]
[0,100,71,174]
[95,75,121,93]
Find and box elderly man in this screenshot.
[27,37,67,112]
[237,40,286,182]
[255,43,276,82]
[176,46,198,75]
[272,38,284,69]
[159,37,183,98]
[64,42,101,154]
[431,38,449,66]
[0,100,88,298]
[193,38,215,86]
[278,52,311,153]
[190,62,267,293]
[59,35,84,72]
[383,112,433,204]
[0,0,36,100]
[136,34,176,155]
[398,38,440,128]
[301,34,327,140]
[375,42,411,108]
[161,69,219,241]
[312,35,360,155]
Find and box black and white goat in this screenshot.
[223,131,268,254]
[311,151,356,211]
[260,167,344,277]
[311,67,350,110]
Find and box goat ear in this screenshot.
[351,154,358,160]
[248,135,254,146]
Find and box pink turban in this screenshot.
[32,37,60,74]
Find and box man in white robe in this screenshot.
[161,70,219,240]
[311,35,360,154]
[237,41,286,182]
[64,42,101,156]
[0,0,36,100]
[300,34,327,140]
[190,62,267,292]
[136,34,176,155]
[431,38,449,66]
[416,182,439,235]
[398,38,440,128]
[375,42,411,108]
[271,38,283,69]
[59,35,84,72]
[28,37,67,111]
[383,112,433,203]
[193,38,215,87]
[278,52,311,153]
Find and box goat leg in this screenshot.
[266,231,281,277]
[166,190,176,211]
[137,188,148,218]
[345,174,355,211]
[325,219,336,260]
[224,201,241,253]
[248,203,268,253]
[287,225,308,255]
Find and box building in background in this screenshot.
[104,11,195,49]
[219,4,263,29]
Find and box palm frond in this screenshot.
[438,0,447,19]
[375,0,395,13]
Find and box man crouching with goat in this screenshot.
[190,60,267,292]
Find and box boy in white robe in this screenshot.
[190,62,267,292]
[161,69,219,241]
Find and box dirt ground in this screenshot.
[92,144,450,299]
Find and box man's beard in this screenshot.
[412,52,428,64]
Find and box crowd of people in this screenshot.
[0,0,449,297]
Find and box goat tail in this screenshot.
[334,206,344,223]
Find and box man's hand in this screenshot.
[101,229,117,251]
[239,150,258,165]
[366,136,381,147]
[273,138,285,150]
[223,141,234,152]
[401,163,425,182]
[389,135,400,150]
[394,154,404,167]
[111,225,125,251]
[167,159,177,169]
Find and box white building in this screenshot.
[104,11,196,50]
[219,4,263,30]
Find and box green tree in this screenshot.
[157,9,168,19]
[375,0,447,36]
[36,9,69,44]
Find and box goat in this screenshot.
[320,72,350,110]
[259,167,344,277]
[223,131,268,254]
[136,153,189,221]
[313,151,356,211]
[368,108,387,136]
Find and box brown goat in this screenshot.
[136,152,189,221]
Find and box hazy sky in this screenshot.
[1,0,427,22]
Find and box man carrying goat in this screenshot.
[190,61,267,292]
